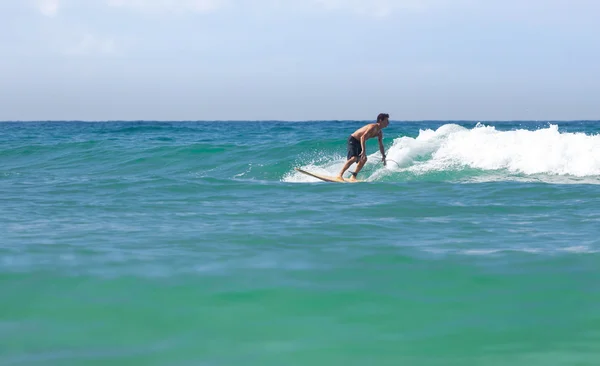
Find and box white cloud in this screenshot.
[106,0,227,13]
[312,0,430,17]
[102,0,454,17]
[65,34,116,55]
[37,0,59,17]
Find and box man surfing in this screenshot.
[337,113,389,181]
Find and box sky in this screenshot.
[1,0,599,121]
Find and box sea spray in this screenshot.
[389,123,600,176]
[288,123,600,183]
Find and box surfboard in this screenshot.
[295,168,362,183]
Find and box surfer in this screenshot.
[337,113,389,181]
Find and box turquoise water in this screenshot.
[2,121,600,365]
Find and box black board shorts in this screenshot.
[347,135,362,160]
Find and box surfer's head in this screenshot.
[377,113,390,127]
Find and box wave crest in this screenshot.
[385,123,600,178]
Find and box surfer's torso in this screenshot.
[350,123,383,141]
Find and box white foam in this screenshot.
[383,123,600,179]
[283,123,600,183]
[422,245,600,256]
[560,246,598,254]
[460,248,544,255]
[283,153,379,183]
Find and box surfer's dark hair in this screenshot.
[377,113,389,122]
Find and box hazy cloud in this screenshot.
[37,0,59,16]
[312,0,436,17]
[103,0,451,17]
[65,33,116,55]
[106,0,227,13]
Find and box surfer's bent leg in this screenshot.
[338,135,362,179]
[350,156,367,180]
[337,156,358,179]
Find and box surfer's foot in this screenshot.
[348,172,358,181]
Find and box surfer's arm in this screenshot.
[378,132,385,156]
[360,135,367,158]
[378,132,386,165]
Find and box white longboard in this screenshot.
[295,168,362,183]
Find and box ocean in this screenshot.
[1,120,600,365]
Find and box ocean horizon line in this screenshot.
[1,119,599,123]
